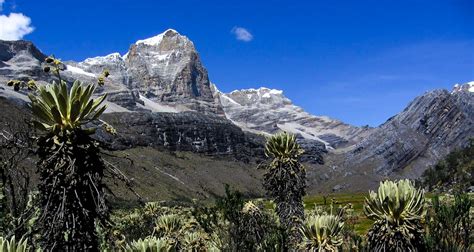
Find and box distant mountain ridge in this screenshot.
[7,29,222,115]
[0,29,473,196]
[212,85,372,149]
[346,87,473,176]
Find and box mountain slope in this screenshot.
[0,29,473,196]
[309,84,474,192]
[213,85,372,149]
[0,29,225,112]
[346,87,473,177]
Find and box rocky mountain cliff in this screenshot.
[213,85,372,149]
[0,40,48,82]
[96,111,265,162]
[0,29,223,115]
[345,84,473,177]
[0,29,473,196]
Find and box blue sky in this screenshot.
[1,0,473,126]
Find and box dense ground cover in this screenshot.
[303,193,372,234]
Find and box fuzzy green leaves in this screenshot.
[0,236,30,252]
[364,179,425,226]
[28,80,107,134]
[264,132,304,160]
[364,180,427,251]
[123,237,174,252]
[300,214,344,251]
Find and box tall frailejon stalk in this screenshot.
[261,132,306,249]
[25,57,112,250]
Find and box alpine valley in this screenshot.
[0,29,472,202]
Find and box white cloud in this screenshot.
[231,27,253,42]
[0,13,34,40]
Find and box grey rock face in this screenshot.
[0,40,45,62]
[95,111,325,164]
[346,87,474,177]
[213,85,372,149]
[0,40,49,82]
[124,29,222,114]
[97,111,264,162]
[1,29,223,115]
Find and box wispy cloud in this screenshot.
[0,12,34,40]
[231,26,253,42]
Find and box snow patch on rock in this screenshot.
[135,29,178,46]
[452,81,474,93]
[65,65,96,77]
[215,86,372,149]
[83,52,123,65]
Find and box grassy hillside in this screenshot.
[105,147,265,205]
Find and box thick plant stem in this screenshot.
[263,160,306,250]
[35,132,108,251]
[276,200,304,249]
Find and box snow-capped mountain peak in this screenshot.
[134,29,180,46]
[215,86,371,149]
[83,52,123,65]
[452,81,474,93]
[28,28,219,114]
[227,87,291,107]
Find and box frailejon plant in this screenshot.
[21,56,113,251]
[123,236,174,252]
[239,200,286,251]
[181,231,209,251]
[261,132,306,249]
[0,236,30,252]
[153,214,183,239]
[299,214,344,252]
[364,179,426,252]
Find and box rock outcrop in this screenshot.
[1,29,223,115]
[213,85,372,149]
[345,86,473,177]
[125,29,220,114]
[97,111,264,162]
[0,40,49,82]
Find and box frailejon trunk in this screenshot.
[263,161,306,250]
[35,132,108,251]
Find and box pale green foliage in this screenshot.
[154,214,182,237]
[364,179,425,226]
[28,80,107,133]
[123,237,174,252]
[114,206,223,251]
[364,179,426,251]
[242,201,261,215]
[110,205,194,246]
[264,132,304,161]
[181,231,209,251]
[300,214,344,252]
[0,236,30,252]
